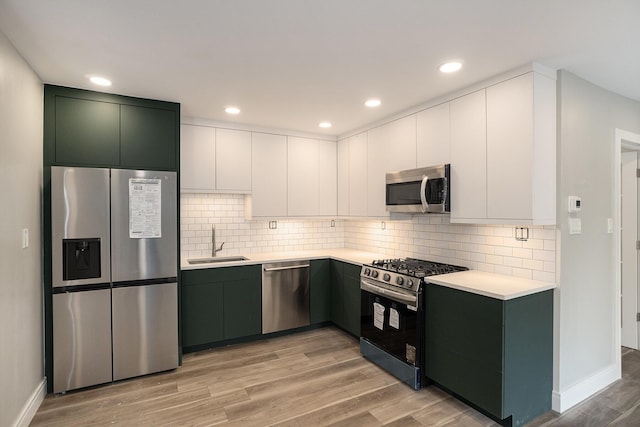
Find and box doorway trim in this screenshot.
[614,128,640,377]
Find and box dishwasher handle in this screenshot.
[263,264,310,272]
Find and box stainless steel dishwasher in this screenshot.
[262,261,310,334]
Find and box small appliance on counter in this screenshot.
[360,257,467,389]
[51,166,179,393]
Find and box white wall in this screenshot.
[554,71,640,411]
[0,32,44,427]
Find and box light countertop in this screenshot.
[182,250,555,300]
[180,248,387,270]
[425,270,556,300]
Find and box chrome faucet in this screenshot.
[211,225,224,257]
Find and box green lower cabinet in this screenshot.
[425,284,553,426]
[310,259,331,324]
[343,263,361,337]
[181,282,224,347]
[223,278,261,339]
[330,261,345,329]
[181,265,261,349]
[330,260,361,337]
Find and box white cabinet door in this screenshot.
[251,132,287,217]
[417,102,450,167]
[486,72,556,224]
[288,137,319,216]
[287,137,337,216]
[348,132,368,217]
[487,74,533,221]
[337,138,349,216]
[180,125,215,191]
[450,90,487,222]
[318,139,337,216]
[367,115,417,217]
[215,128,252,192]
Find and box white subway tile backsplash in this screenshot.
[180,193,556,281]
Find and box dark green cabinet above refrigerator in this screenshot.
[44,85,179,171]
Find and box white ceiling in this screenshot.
[1,0,639,137]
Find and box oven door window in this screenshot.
[360,290,420,366]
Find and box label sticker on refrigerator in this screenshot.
[373,302,385,330]
[129,178,162,238]
[389,308,400,329]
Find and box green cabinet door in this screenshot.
[223,277,261,340]
[310,259,331,324]
[54,96,120,166]
[425,285,503,417]
[330,260,345,329]
[181,265,261,350]
[120,105,177,170]
[343,263,362,337]
[425,284,553,426]
[181,281,224,347]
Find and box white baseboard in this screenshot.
[12,377,46,427]
[552,364,619,413]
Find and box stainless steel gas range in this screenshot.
[360,258,467,389]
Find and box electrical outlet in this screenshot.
[569,218,581,235]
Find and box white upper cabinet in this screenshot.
[337,138,349,216]
[450,90,488,222]
[288,137,337,217]
[367,115,417,217]
[215,128,252,192]
[318,139,337,216]
[348,132,368,217]
[417,103,450,167]
[180,124,215,191]
[251,132,287,217]
[486,72,556,224]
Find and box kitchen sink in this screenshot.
[187,256,249,264]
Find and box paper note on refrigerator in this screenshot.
[129,178,162,238]
[389,308,400,329]
[373,302,385,330]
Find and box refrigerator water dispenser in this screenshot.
[62,238,101,280]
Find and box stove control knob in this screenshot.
[371,270,379,278]
[383,273,391,282]
[407,279,414,288]
[396,276,404,286]
[364,268,371,276]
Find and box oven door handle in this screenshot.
[360,279,418,306]
[420,175,430,213]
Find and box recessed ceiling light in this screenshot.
[319,121,332,128]
[225,106,240,115]
[439,62,462,73]
[365,98,381,108]
[89,76,112,86]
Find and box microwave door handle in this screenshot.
[442,176,448,213]
[420,175,430,213]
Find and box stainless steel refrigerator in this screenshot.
[51,166,178,393]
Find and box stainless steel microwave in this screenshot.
[385,164,450,213]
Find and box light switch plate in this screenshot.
[569,218,581,235]
[607,218,613,234]
[22,228,29,249]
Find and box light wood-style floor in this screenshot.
[31,327,640,426]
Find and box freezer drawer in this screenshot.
[53,289,112,393]
[112,282,179,381]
